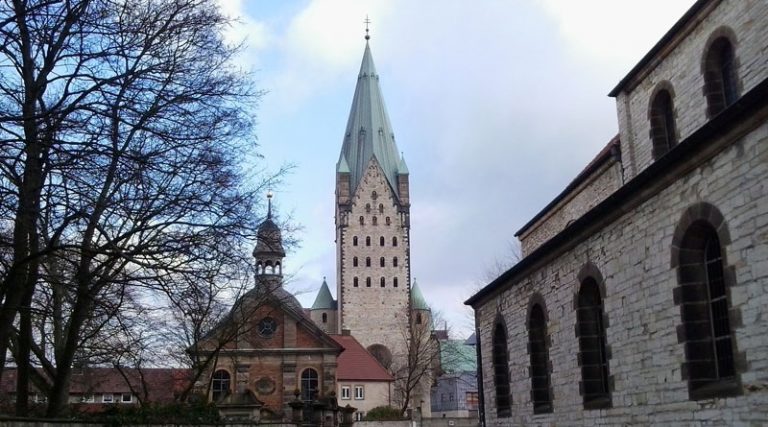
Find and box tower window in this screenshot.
[528,303,553,414]
[380,236,385,246]
[380,257,385,267]
[416,312,422,324]
[353,277,359,287]
[704,36,738,117]
[366,236,371,246]
[365,203,371,213]
[576,277,611,409]
[322,313,328,323]
[379,204,384,213]
[386,217,391,226]
[393,257,398,267]
[359,216,364,225]
[371,191,378,200]
[649,88,677,159]
[393,277,398,287]
[493,319,511,417]
[372,216,378,225]
[353,236,358,246]
[380,277,385,287]
[392,237,398,247]
[366,277,371,287]
[366,257,371,267]
[353,256,358,267]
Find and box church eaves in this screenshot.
[339,41,404,198]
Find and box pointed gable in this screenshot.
[339,42,403,199]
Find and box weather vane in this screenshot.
[364,15,371,40]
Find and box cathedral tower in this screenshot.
[335,39,411,362]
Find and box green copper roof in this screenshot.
[397,153,409,175]
[439,339,477,373]
[339,41,403,197]
[411,280,430,311]
[311,278,336,310]
[337,153,350,173]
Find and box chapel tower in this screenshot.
[335,37,411,362]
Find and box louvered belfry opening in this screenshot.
[492,320,512,417]
[528,304,553,414]
[576,278,611,409]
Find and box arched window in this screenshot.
[649,88,677,159]
[366,236,371,246]
[386,216,391,225]
[576,278,611,409]
[380,257,385,267]
[380,236,385,246]
[393,277,398,287]
[353,277,358,287]
[211,370,231,401]
[416,312,422,324]
[301,368,319,403]
[492,319,511,417]
[365,257,371,267]
[365,203,371,213]
[392,237,398,247]
[353,236,358,246]
[704,37,738,117]
[379,204,384,213]
[674,208,739,399]
[359,216,364,225]
[366,277,371,287]
[380,277,385,287]
[528,303,552,413]
[393,257,398,267]
[372,216,378,225]
[353,256,358,267]
[371,191,378,200]
[322,313,328,323]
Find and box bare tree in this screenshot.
[0,0,281,416]
[391,311,441,416]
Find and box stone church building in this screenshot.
[467,0,768,425]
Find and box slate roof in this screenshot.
[339,41,404,197]
[331,335,393,382]
[311,278,337,310]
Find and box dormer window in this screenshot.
[649,88,677,159]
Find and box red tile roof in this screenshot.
[331,335,394,382]
[1,367,191,403]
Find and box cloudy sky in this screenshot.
[219,0,696,336]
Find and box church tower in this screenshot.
[335,36,411,363]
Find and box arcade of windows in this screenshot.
[490,203,739,416]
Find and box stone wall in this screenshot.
[615,0,768,181]
[474,119,768,425]
[337,158,411,357]
[519,160,622,256]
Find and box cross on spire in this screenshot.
[364,15,371,40]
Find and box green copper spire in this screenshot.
[339,41,403,198]
[311,277,336,310]
[411,280,430,311]
[398,153,409,175]
[337,152,350,174]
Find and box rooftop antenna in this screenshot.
[364,15,371,40]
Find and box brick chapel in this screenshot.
[467,0,768,425]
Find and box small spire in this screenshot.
[267,191,273,219]
[364,15,371,40]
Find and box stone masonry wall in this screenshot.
[616,0,768,181]
[337,158,410,359]
[519,161,622,256]
[475,121,768,425]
